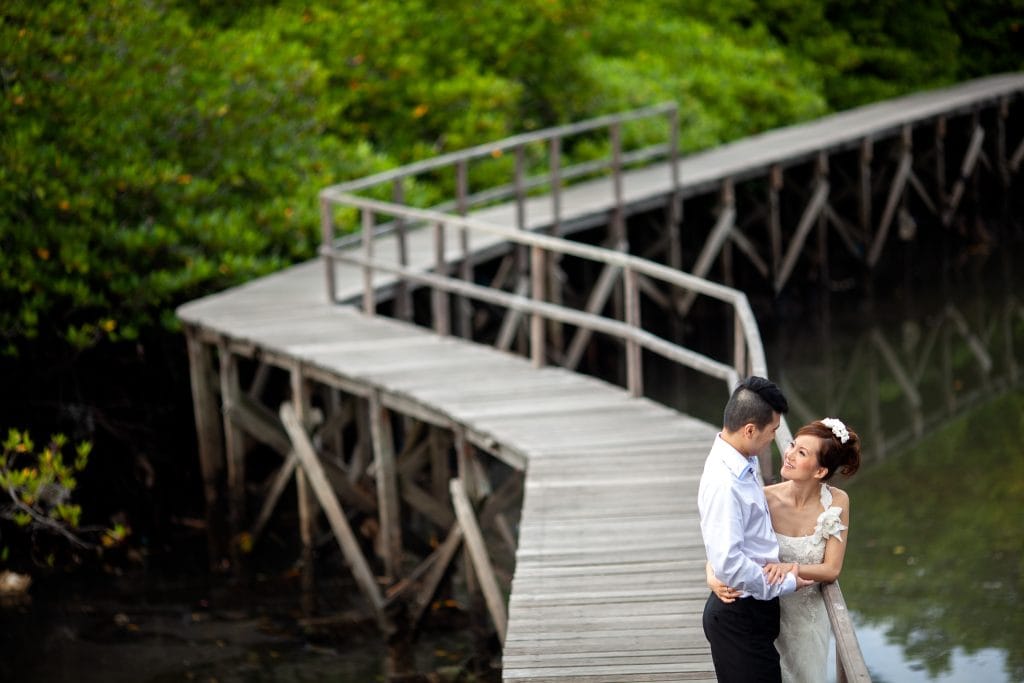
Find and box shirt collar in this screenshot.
[713,433,758,480]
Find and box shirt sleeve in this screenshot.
[700,478,797,600]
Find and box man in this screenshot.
[698,376,807,682]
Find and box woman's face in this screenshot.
[780,434,825,481]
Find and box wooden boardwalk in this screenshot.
[179,291,720,681]
[177,73,1024,681]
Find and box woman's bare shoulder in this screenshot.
[764,482,786,501]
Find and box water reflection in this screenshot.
[760,239,1024,681]
[840,389,1024,682]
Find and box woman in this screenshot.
[706,417,861,682]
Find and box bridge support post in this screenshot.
[185,327,228,569]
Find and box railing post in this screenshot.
[361,207,375,315]
[319,195,337,303]
[610,122,625,246]
[433,220,450,336]
[392,178,412,321]
[667,105,682,271]
[624,267,642,397]
[734,308,747,378]
[456,160,473,338]
[548,135,565,354]
[513,144,529,351]
[530,244,546,368]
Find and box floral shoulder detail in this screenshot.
[812,485,846,544]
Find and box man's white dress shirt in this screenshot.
[698,433,797,600]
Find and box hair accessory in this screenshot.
[820,418,849,444]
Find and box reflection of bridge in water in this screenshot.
[179,74,1024,682]
[778,291,1024,468]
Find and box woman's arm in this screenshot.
[706,561,741,603]
[795,488,851,583]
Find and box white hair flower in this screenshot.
[821,417,849,444]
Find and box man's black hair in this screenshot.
[722,376,788,432]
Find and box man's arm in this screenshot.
[700,482,797,600]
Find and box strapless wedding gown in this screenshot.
[775,484,846,683]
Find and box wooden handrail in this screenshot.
[319,189,798,458]
[319,192,796,456]
[822,582,873,682]
[323,102,678,195]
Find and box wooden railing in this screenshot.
[321,101,681,243]
[824,582,873,682]
[318,106,871,681]
[322,196,748,386]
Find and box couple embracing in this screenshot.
[699,376,861,682]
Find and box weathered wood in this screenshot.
[679,180,736,312]
[369,390,403,581]
[290,368,318,598]
[250,451,297,543]
[184,327,227,567]
[408,522,464,626]
[868,129,913,267]
[217,341,246,565]
[432,220,450,336]
[392,178,413,322]
[530,244,546,368]
[224,392,291,457]
[361,206,376,314]
[563,261,621,370]
[429,427,451,504]
[942,124,986,226]
[280,401,392,631]
[774,179,830,292]
[450,478,508,644]
[624,267,642,397]
[822,582,872,682]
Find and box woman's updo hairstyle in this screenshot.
[796,419,861,481]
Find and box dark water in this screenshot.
[0,569,493,682]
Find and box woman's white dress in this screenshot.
[775,484,847,683]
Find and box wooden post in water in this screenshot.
[290,366,319,604]
[185,327,228,568]
[217,340,246,571]
[280,401,393,633]
[369,390,403,581]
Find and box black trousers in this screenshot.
[702,592,781,683]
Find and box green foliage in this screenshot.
[0,1,392,357]
[0,429,92,547]
[2,0,1020,361]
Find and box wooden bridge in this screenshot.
[178,73,1024,682]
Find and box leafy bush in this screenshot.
[2,0,1020,362]
[0,1,392,356]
